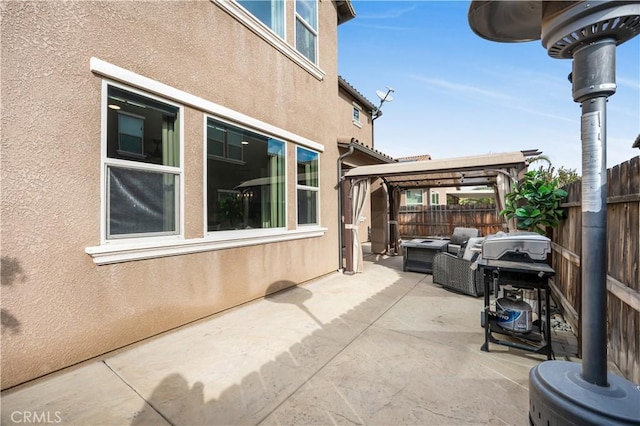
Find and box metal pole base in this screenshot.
[529,361,640,425]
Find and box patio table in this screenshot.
[402,239,449,274]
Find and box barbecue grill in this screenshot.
[480,231,551,265]
[478,232,555,360]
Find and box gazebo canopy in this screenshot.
[340,151,533,274]
[343,151,530,189]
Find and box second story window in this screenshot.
[295,0,317,63]
[352,104,362,127]
[237,0,284,38]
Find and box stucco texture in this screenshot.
[1,1,342,389]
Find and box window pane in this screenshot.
[107,86,179,167]
[296,0,316,29]
[297,147,318,187]
[406,190,423,205]
[238,0,284,37]
[108,166,178,237]
[227,130,244,161]
[353,107,360,122]
[296,19,316,63]
[297,189,317,225]
[207,118,285,231]
[207,125,225,157]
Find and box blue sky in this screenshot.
[338,1,640,173]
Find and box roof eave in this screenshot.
[338,140,396,164]
[336,1,356,25]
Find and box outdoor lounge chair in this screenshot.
[433,237,485,297]
[446,227,481,255]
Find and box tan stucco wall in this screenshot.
[1,1,342,389]
[337,87,374,147]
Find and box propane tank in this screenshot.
[496,290,532,333]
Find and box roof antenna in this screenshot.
[373,87,394,120]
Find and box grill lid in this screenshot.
[481,232,551,261]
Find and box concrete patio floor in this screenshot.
[1,248,582,426]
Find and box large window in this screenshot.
[295,0,317,63]
[405,189,423,206]
[237,0,284,38]
[105,85,181,239]
[297,147,319,225]
[207,118,285,231]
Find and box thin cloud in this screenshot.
[355,5,418,20]
[409,74,512,100]
[352,23,421,32]
[510,105,575,123]
[617,76,640,91]
[409,74,574,123]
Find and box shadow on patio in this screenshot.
[1,246,578,425]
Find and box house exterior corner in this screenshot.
[1,0,353,389]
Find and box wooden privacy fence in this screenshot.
[551,156,639,384]
[398,204,505,238]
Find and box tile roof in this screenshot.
[396,154,432,162]
[338,76,377,111]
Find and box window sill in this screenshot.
[352,120,363,129]
[85,227,327,265]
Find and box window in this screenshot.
[207,118,285,231]
[295,0,317,63]
[405,189,423,205]
[237,0,284,38]
[297,146,319,225]
[352,105,361,127]
[431,191,440,205]
[105,85,181,239]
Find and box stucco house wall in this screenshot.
[1,1,349,389]
[337,83,374,147]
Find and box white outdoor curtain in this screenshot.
[391,186,402,254]
[351,178,370,273]
[496,170,516,232]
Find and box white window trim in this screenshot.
[87,58,327,265]
[213,0,325,81]
[100,80,185,245]
[90,58,324,153]
[86,228,327,265]
[296,147,321,227]
[203,114,289,237]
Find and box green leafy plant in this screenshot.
[500,170,568,235]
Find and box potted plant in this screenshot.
[500,170,568,235]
